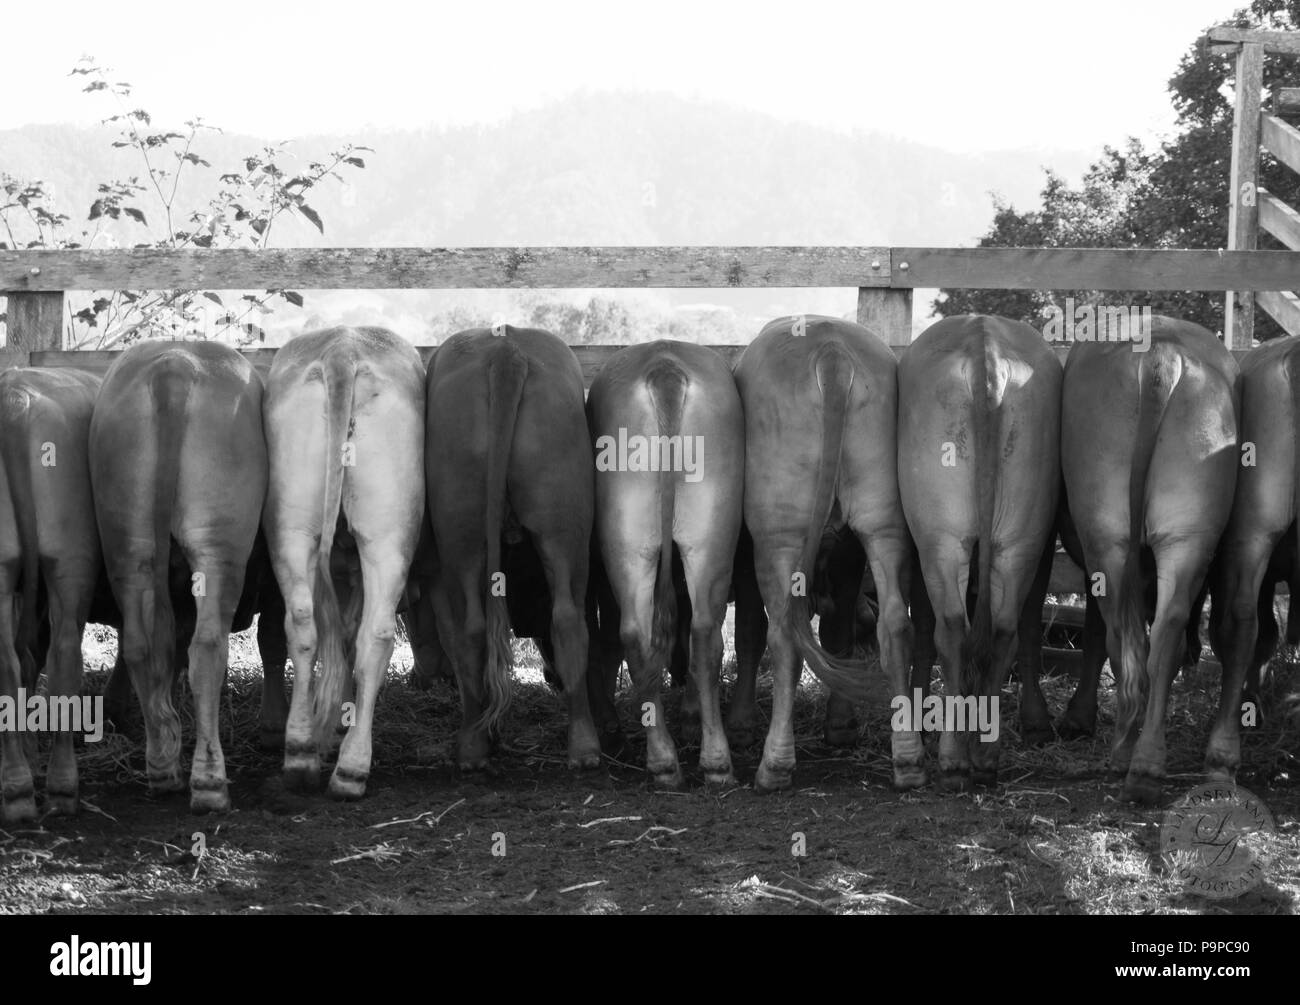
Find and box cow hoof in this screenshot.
[568,751,602,771]
[46,789,79,817]
[891,765,928,790]
[1020,722,1055,747]
[2,794,37,824]
[971,768,998,788]
[822,722,860,748]
[458,757,491,773]
[703,767,736,787]
[328,770,368,801]
[651,765,685,790]
[190,786,231,814]
[754,762,793,793]
[148,771,186,794]
[283,762,322,793]
[939,769,971,792]
[1122,772,1164,805]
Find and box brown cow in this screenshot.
[0,367,102,822]
[587,340,744,786]
[1204,334,1300,781]
[898,315,1061,788]
[90,341,266,812]
[425,327,600,772]
[735,315,915,791]
[264,327,425,800]
[1061,317,1238,803]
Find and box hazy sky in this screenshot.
[2,0,1241,153]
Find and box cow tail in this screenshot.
[146,358,194,704]
[478,340,529,737]
[1116,344,1180,730]
[789,343,868,705]
[310,356,354,750]
[642,359,688,690]
[0,377,41,686]
[960,337,999,696]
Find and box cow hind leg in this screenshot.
[1124,540,1213,804]
[916,540,973,790]
[187,560,243,813]
[44,570,95,815]
[279,543,323,791]
[330,549,406,800]
[725,558,766,748]
[1058,588,1107,739]
[753,543,802,793]
[681,546,735,785]
[1205,541,1270,782]
[257,590,289,750]
[1015,541,1055,746]
[115,584,184,794]
[532,531,600,770]
[0,588,36,823]
[865,530,924,788]
[615,564,681,788]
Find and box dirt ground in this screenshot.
[1,620,1297,915]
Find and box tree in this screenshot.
[935,0,1300,340]
[0,58,369,347]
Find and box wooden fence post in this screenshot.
[1,291,65,368]
[1226,42,1264,349]
[857,287,913,349]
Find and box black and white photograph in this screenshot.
[0,0,1297,948]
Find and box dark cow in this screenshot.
[425,327,600,772]
[90,341,267,812]
[587,341,744,786]
[735,315,915,792]
[1203,334,1300,781]
[0,367,102,822]
[898,315,1061,788]
[264,327,425,800]
[1061,317,1238,803]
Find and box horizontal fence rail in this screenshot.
[2,246,1298,291]
[3,245,1299,360]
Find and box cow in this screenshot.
[1202,334,1300,782]
[735,315,915,792]
[898,315,1061,789]
[586,340,744,786]
[0,367,102,822]
[89,341,267,812]
[1061,316,1238,803]
[263,326,425,800]
[424,327,600,772]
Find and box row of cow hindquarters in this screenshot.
[0,313,1282,822]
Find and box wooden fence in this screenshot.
[5,246,1300,375]
[1210,26,1300,345]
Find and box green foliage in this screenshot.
[0,58,368,347]
[935,0,1300,339]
